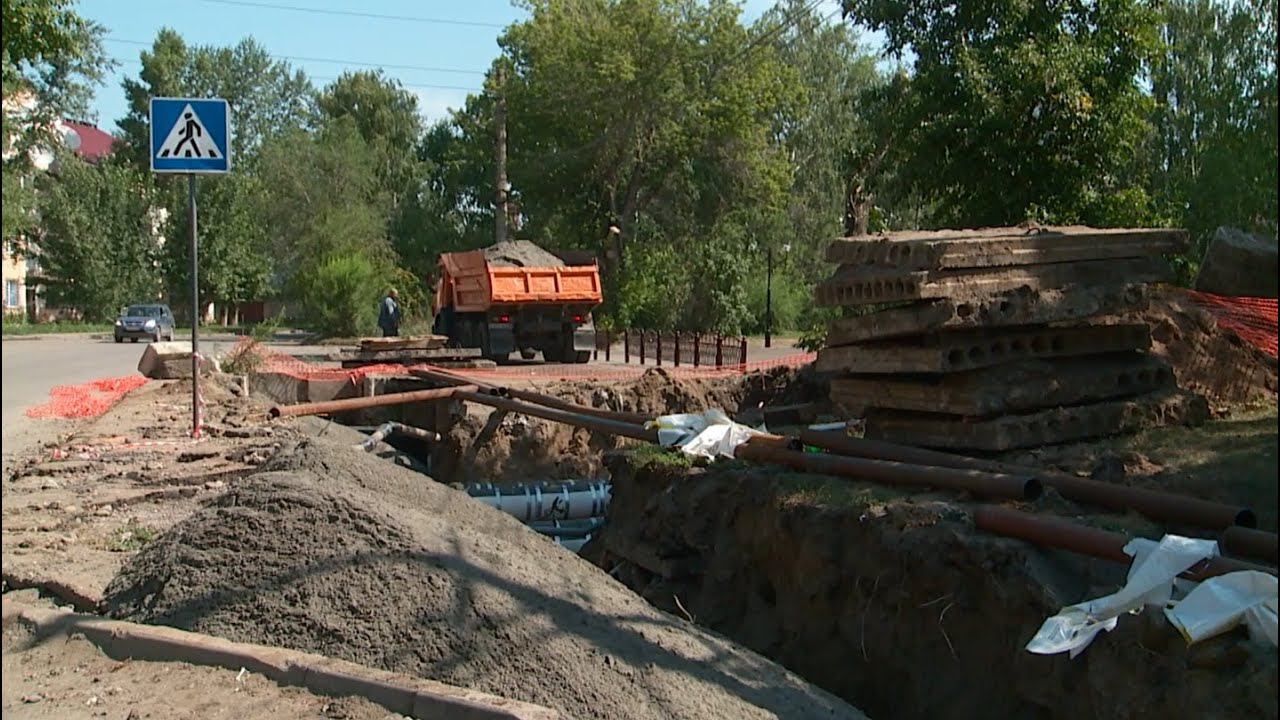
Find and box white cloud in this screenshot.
[416,89,474,125]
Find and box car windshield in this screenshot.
[125,306,165,317]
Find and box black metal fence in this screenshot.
[594,330,748,368]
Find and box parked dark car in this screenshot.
[114,304,175,343]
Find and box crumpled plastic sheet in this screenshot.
[1166,570,1278,646]
[649,409,764,459]
[1026,535,1219,658]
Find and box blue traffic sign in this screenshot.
[150,97,231,174]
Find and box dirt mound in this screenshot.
[483,240,566,268]
[103,438,862,720]
[1133,287,1277,408]
[597,454,1278,720]
[430,368,817,484]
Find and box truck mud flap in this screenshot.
[572,328,595,352]
[486,324,516,355]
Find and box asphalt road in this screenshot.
[0,333,317,466]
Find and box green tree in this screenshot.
[1150,0,1278,262]
[34,154,159,320]
[117,29,315,169]
[2,0,111,240]
[256,118,399,332]
[842,0,1162,227]
[432,0,799,332]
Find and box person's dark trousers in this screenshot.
[382,327,399,337]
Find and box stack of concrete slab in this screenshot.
[815,225,1208,451]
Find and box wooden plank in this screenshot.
[358,335,447,351]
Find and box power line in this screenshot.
[190,0,506,28]
[106,37,485,76]
[109,56,481,92]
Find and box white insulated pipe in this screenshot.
[466,481,611,523]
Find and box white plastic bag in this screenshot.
[1025,535,1218,658]
[649,409,762,459]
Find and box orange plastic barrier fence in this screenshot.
[1185,290,1278,358]
[26,375,150,420]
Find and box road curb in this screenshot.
[2,598,564,720]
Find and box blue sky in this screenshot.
[78,0,858,133]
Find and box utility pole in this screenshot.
[494,67,508,245]
[765,246,773,349]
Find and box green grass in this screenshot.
[105,523,157,552]
[773,472,900,510]
[626,444,697,471]
[2,320,113,336]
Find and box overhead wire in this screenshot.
[105,38,485,77]
[108,56,481,92]
[188,0,506,28]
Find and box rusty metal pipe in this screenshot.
[269,385,477,419]
[494,386,653,425]
[453,390,659,443]
[798,430,1256,530]
[411,367,496,391]
[973,506,1274,581]
[734,443,1040,500]
[1222,526,1279,566]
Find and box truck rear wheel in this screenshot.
[572,350,591,364]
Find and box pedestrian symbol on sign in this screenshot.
[156,104,221,159]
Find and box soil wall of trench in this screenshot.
[590,454,1278,720]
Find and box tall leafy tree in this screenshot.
[1150,0,1278,259]
[842,0,1162,227]
[2,0,111,240]
[34,154,159,320]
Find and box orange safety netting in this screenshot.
[1185,290,1278,358]
[26,375,150,420]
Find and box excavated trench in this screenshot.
[290,367,1276,720]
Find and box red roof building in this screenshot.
[62,120,117,161]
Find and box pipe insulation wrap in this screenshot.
[467,481,612,522]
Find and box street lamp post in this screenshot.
[764,243,790,349]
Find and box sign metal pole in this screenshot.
[189,173,201,438]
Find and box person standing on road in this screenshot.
[379,288,402,337]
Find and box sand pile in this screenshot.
[483,240,566,268]
[103,437,862,720]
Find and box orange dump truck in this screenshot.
[432,249,602,363]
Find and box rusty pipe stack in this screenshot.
[974,506,1275,580]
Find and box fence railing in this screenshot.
[593,330,748,369]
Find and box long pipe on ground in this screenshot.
[269,385,478,419]
[529,517,607,538]
[453,390,659,443]
[495,387,653,425]
[798,430,1256,531]
[1222,526,1279,566]
[359,422,442,451]
[412,367,497,391]
[735,442,1041,501]
[973,506,1275,582]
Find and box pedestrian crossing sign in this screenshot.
[149,97,231,174]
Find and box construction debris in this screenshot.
[816,224,1206,450]
[137,341,218,380]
